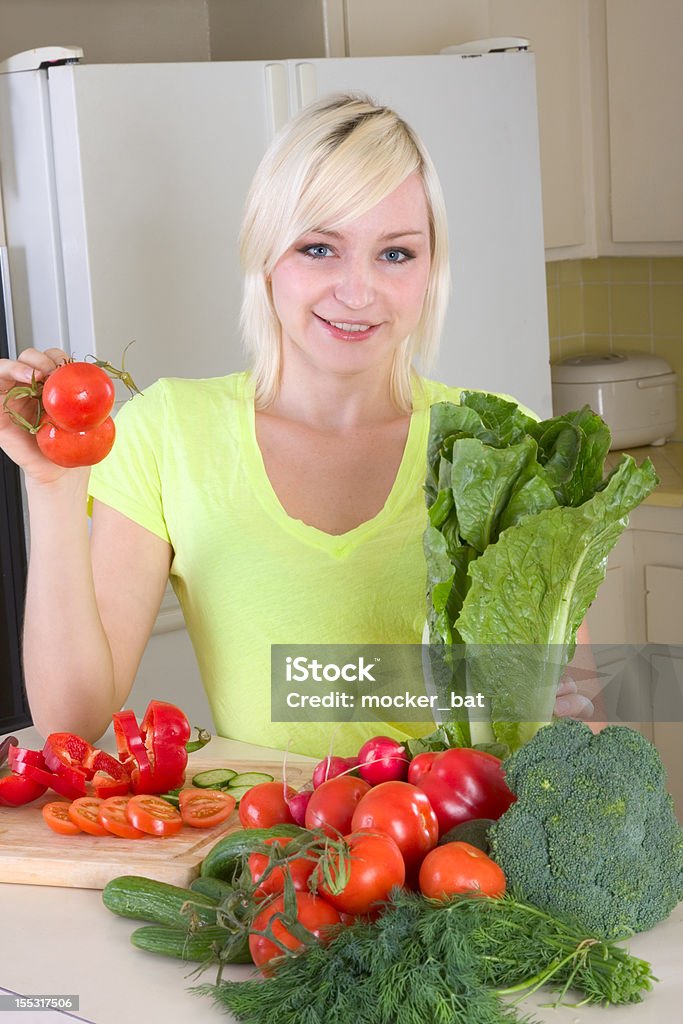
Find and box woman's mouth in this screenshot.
[315,313,381,342]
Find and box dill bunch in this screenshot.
[193,889,656,1024]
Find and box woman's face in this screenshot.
[269,171,432,382]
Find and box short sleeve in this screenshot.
[87,380,171,544]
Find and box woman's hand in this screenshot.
[0,347,78,485]
[554,675,595,720]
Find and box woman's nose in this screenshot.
[333,261,375,309]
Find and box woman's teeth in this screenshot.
[328,320,372,332]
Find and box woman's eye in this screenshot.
[381,248,413,263]
[301,244,333,259]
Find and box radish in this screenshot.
[312,755,356,789]
[356,736,408,786]
[286,784,313,825]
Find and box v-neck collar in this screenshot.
[237,372,430,557]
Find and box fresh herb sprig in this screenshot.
[194,888,655,1023]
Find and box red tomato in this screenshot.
[42,801,82,836]
[350,781,439,881]
[318,830,405,916]
[304,775,371,837]
[418,841,507,900]
[67,797,109,836]
[178,788,235,829]
[97,796,146,839]
[36,415,115,468]
[407,751,438,786]
[238,782,296,829]
[249,892,342,972]
[248,837,316,898]
[41,361,115,432]
[125,794,183,836]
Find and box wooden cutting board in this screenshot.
[0,758,311,890]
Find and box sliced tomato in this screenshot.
[178,788,235,829]
[98,796,146,839]
[42,801,82,836]
[67,797,109,836]
[125,794,183,836]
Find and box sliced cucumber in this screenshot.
[224,785,253,804]
[228,771,274,788]
[192,768,237,789]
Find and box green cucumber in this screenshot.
[102,875,218,927]
[130,924,252,963]
[189,876,235,901]
[224,785,254,804]
[192,768,237,788]
[228,771,274,787]
[199,824,307,881]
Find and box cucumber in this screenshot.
[189,876,235,901]
[199,824,307,881]
[102,875,219,928]
[130,924,252,963]
[228,771,274,788]
[223,785,254,805]
[192,768,237,788]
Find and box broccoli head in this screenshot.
[488,718,683,939]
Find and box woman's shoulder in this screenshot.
[150,370,249,402]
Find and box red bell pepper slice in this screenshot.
[88,749,131,797]
[42,733,95,777]
[10,753,87,800]
[112,701,191,795]
[113,709,152,784]
[0,773,48,806]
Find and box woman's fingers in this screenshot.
[555,675,595,720]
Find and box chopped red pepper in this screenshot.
[0,773,48,806]
[112,701,190,795]
[42,733,131,797]
[9,745,87,799]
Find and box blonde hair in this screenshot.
[239,93,450,411]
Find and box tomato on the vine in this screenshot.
[350,780,439,881]
[41,361,115,432]
[248,837,316,898]
[418,841,507,900]
[249,891,342,971]
[36,414,115,468]
[318,830,405,916]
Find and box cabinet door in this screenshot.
[606,0,683,243]
[585,564,628,644]
[645,564,683,644]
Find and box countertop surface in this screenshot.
[608,440,683,507]
[1,726,682,1024]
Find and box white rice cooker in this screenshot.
[551,352,678,450]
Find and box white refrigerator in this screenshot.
[0,44,551,725]
[0,44,551,415]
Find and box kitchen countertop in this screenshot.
[1,726,682,1024]
[607,440,683,507]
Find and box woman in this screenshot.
[0,94,591,756]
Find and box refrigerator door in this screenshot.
[43,60,290,390]
[287,54,551,417]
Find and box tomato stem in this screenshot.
[86,341,141,396]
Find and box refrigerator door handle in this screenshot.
[294,63,317,110]
[264,63,289,136]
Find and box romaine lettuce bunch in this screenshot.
[423,393,658,751]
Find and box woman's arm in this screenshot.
[23,491,171,742]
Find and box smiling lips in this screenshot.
[315,313,381,341]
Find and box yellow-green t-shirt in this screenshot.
[87,372,514,757]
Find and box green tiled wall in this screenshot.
[547,258,683,441]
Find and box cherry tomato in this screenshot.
[249,891,342,972]
[238,782,296,829]
[418,841,507,900]
[178,787,236,829]
[42,801,82,836]
[318,830,405,916]
[304,775,371,837]
[350,781,439,881]
[248,837,316,899]
[97,796,146,839]
[41,361,115,432]
[125,794,183,836]
[67,797,109,836]
[36,415,115,468]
